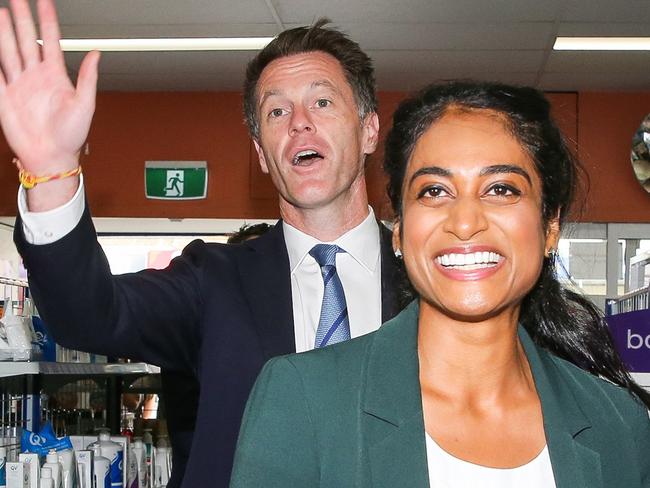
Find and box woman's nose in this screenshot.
[442,196,489,241]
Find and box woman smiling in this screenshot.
[230,82,650,488]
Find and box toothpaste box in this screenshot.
[75,450,94,488]
[6,462,29,488]
[17,454,38,488]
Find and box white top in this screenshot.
[425,434,557,488]
[18,181,384,354]
[283,208,382,352]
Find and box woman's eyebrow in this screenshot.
[408,166,451,186]
[408,164,533,187]
[480,164,532,185]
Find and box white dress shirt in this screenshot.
[18,176,86,245]
[283,209,382,352]
[18,181,384,354]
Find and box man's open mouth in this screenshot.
[292,149,323,166]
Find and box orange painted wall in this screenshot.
[0,90,647,222]
[577,92,650,222]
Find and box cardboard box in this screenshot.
[17,454,38,488]
[6,462,29,488]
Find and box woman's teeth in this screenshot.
[436,251,502,269]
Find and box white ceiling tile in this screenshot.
[2,0,641,92]
[275,0,563,23]
[339,22,554,50]
[561,0,650,23]
[369,49,545,73]
[57,23,280,39]
[558,22,650,37]
[65,50,257,71]
[54,0,275,25]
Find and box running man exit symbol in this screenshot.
[145,161,208,200]
[165,170,184,197]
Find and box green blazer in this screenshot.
[231,301,650,487]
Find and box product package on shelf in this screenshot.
[0,298,32,362]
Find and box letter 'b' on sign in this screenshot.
[145,161,208,200]
[607,309,650,372]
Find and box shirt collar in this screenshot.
[283,207,380,274]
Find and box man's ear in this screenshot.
[362,112,380,155]
[392,219,401,256]
[544,212,561,257]
[253,139,269,174]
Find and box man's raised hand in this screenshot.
[0,0,99,190]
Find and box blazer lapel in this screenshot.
[520,328,603,488]
[361,302,430,487]
[237,222,295,358]
[379,223,404,323]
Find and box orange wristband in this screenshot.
[13,158,82,189]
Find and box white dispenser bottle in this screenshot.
[88,432,123,488]
[43,451,62,488]
[40,467,54,488]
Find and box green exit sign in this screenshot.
[145,161,208,200]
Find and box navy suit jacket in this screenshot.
[14,205,404,488]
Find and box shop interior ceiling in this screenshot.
[30,0,650,92]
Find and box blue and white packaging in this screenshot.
[30,314,56,361]
[87,433,123,488]
[110,436,132,488]
[21,423,73,456]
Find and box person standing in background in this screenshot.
[0,0,405,486]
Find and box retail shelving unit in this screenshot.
[0,276,160,461]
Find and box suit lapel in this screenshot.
[379,223,404,323]
[361,302,430,487]
[237,222,295,358]
[237,220,401,359]
[360,306,605,488]
[520,328,603,488]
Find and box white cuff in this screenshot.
[18,174,86,245]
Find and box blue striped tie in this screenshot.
[309,244,351,348]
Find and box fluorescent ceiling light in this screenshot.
[554,37,650,51]
[36,37,274,51]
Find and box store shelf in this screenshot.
[0,361,160,378]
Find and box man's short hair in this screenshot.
[243,18,377,140]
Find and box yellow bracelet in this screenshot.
[12,158,82,189]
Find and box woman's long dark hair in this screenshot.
[384,80,650,407]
